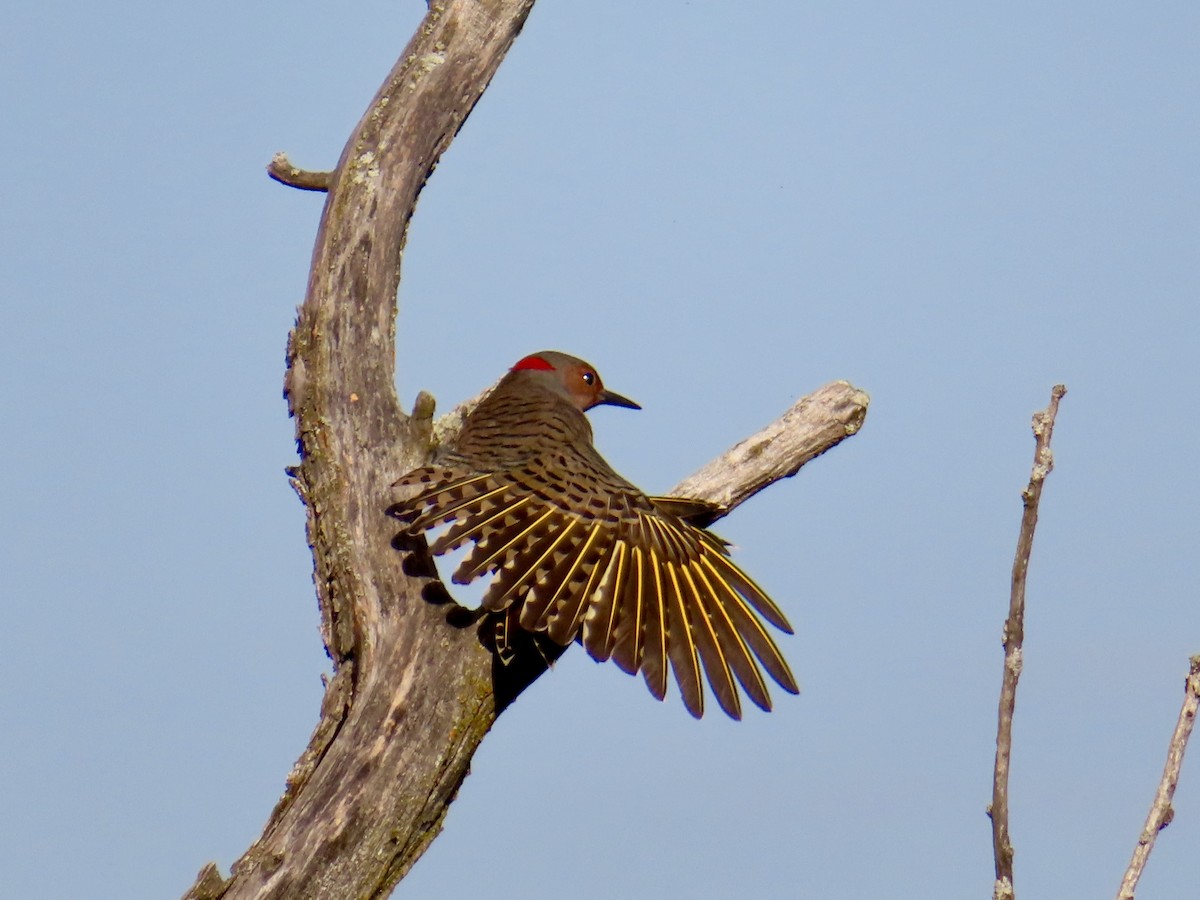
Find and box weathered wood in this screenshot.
[184,2,868,897]
[186,4,538,898]
[670,381,869,512]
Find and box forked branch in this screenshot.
[184,2,867,897]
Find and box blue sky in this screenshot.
[3,2,1197,897]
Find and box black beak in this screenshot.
[597,389,641,410]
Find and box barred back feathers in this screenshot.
[390,351,798,719]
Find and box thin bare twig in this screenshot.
[989,384,1067,900]
[1117,655,1200,899]
[267,151,332,191]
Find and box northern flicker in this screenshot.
[389,351,799,719]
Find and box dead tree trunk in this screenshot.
[185,3,868,897]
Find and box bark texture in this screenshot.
[989,385,1066,900]
[184,3,868,897]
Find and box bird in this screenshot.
[389,350,798,719]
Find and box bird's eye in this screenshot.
[582,371,596,386]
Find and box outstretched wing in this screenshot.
[390,458,798,719]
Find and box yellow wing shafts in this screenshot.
[393,466,798,719]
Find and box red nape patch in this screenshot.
[511,354,555,372]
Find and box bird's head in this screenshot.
[510,351,641,413]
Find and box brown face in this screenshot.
[563,361,607,410]
[568,362,641,412]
